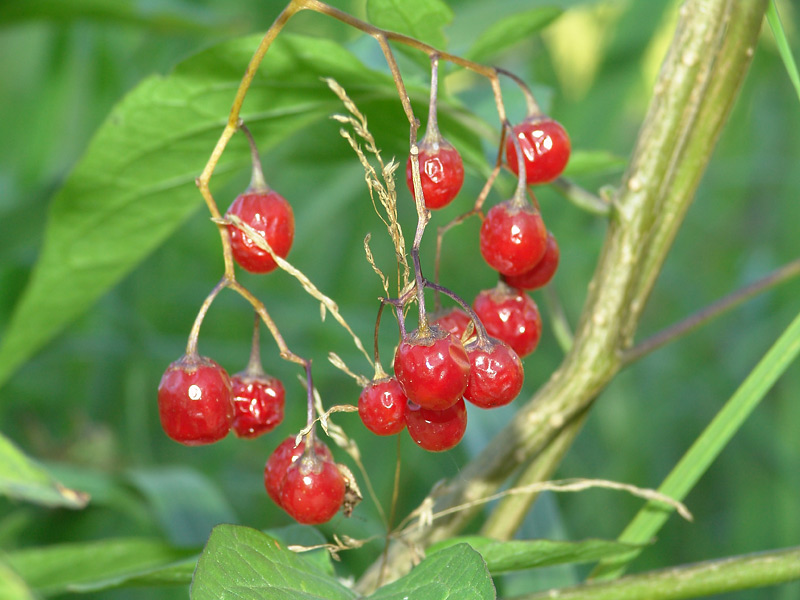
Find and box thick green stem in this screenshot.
[356,0,767,592]
[511,546,800,600]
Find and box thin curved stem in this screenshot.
[185,278,228,356]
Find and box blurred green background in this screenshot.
[1,0,799,598]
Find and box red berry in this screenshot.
[464,338,524,408]
[406,137,464,209]
[503,231,560,291]
[157,354,233,445]
[230,371,285,439]
[480,200,547,276]
[405,398,467,452]
[358,377,408,436]
[431,308,473,340]
[264,436,332,506]
[473,286,542,358]
[394,325,471,411]
[280,454,345,524]
[506,117,571,184]
[226,190,294,273]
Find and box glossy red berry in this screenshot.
[431,308,473,340]
[506,117,571,184]
[226,190,294,273]
[157,354,233,445]
[405,398,467,452]
[480,200,547,276]
[464,338,524,408]
[280,454,346,525]
[230,371,285,439]
[264,436,333,506]
[394,325,471,411]
[358,377,408,436]
[503,231,560,291]
[406,137,464,210]
[473,286,542,358]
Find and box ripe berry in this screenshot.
[480,200,547,276]
[394,325,471,411]
[406,135,464,210]
[264,436,332,506]
[230,371,285,439]
[280,453,346,525]
[157,354,233,445]
[358,377,408,436]
[503,231,560,291]
[473,286,542,358]
[226,190,294,273]
[431,307,473,340]
[405,398,467,452]
[464,338,524,409]
[506,117,571,184]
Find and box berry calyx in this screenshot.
[394,325,471,411]
[506,117,571,184]
[280,452,346,525]
[480,199,548,276]
[226,190,294,274]
[473,285,542,358]
[230,370,285,439]
[264,436,333,506]
[358,377,408,436]
[431,307,473,341]
[464,337,524,408]
[157,354,233,445]
[406,134,464,210]
[502,231,560,291]
[405,398,467,452]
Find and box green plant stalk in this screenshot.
[512,546,800,600]
[590,306,800,580]
[356,0,768,592]
[767,0,800,104]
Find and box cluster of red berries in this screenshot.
[356,113,569,453]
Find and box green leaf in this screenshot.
[368,543,495,600]
[4,538,198,596]
[427,536,644,575]
[267,524,335,578]
[466,6,562,63]
[0,432,88,509]
[0,33,388,389]
[592,308,800,580]
[0,557,35,600]
[562,150,627,176]
[767,0,800,105]
[190,524,357,600]
[128,467,238,547]
[367,0,454,50]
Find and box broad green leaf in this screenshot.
[368,543,495,600]
[592,308,800,580]
[128,467,238,547]
[0,557,35,600]
[0,432,88,509]
[267,524,335,578]
[563,150,627,176]
[367,0,454,50]
[190,524,357,600]
[767,0,800,105]
[427,536,643,575]
[4,538,198,596]
[466,6,562,63]
[0,33,390,389]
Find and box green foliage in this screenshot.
[465,6,562,63]
[366,0,454,50]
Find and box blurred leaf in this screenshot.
[562,150,627,176]
[0,557,35,600]
[427,536,643,575]
[0,432,88,509]
[367,0,454,50]
[368,543,495,600]
[128,467,238,547]
[465,6,562,63]
[190,524,357,600]
[4,538,198,596]
[767,0,800,105]
[0,33,392,390]
[267,524,335,577]
[592,308,800,580]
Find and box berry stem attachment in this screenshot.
[185,278,228,356]
[425,280,490,344]
[303,359,317,445]
[506,120,529,204]
[245,311,266,375]
[425,54,441,137]
[372,303,389,379]
[238,122,270,193]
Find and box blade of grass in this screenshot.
[591,308,800,580]
[767,0,800,104]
